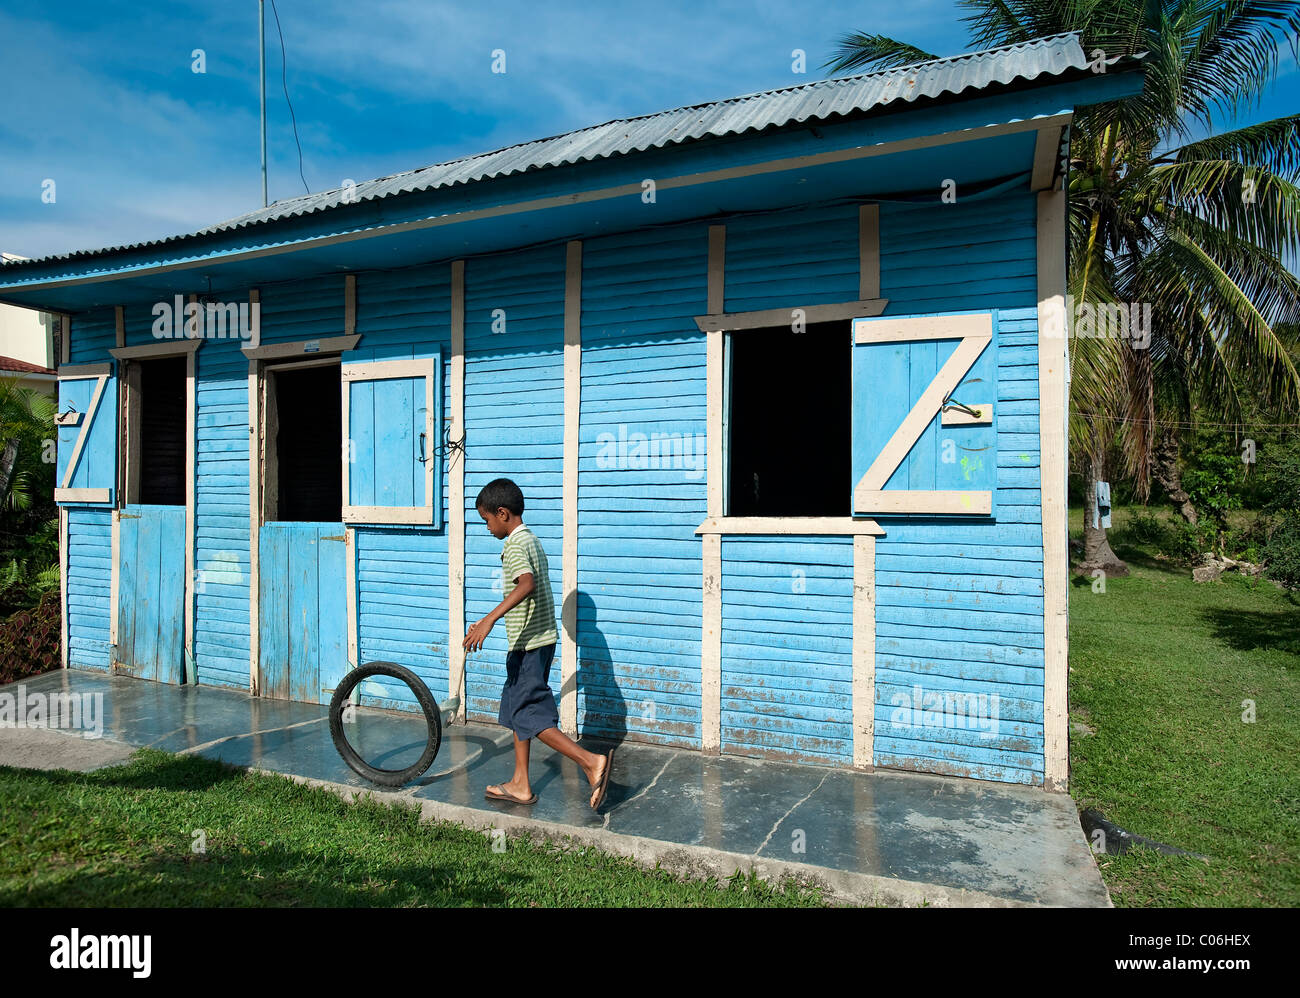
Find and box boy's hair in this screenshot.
[476,478,525,517]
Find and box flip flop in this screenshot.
[589,749,615,812]
[485,785,538,805]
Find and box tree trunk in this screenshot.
[1077,452,1130,577]
[0,438,18,503]
[1151,430,1197,525]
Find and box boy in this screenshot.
[464,478,614,811]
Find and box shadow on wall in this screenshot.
[563,590,626,746]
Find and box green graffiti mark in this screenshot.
[959,456,984,481]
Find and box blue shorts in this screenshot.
[498,643,560,739]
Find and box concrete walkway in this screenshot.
[0,670,1110,907]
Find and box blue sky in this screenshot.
[1,0,1295,261]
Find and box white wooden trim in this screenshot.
[695,517,885,536]
[184,296,197,670]
[1038,188,1070,792]
[15,113,1075,293]
[109,509,119,648]
[339,357,436,525]
[448,260,466,723]
[110,339,203,360]
[114,306,125,348]
[941,403,993,426]
[345,526,357,671]
[706,225,724,520]
[702,532,721,754]
[1031,126,1063,192]
[57,372,109,489]
[59,505,68,668]
[247,351,260,694]
[240,334,360,359]
[341,505,435,525]
[57,363,111,379]
[703,225,724,754]
[853,490,993,515]
[855,331,991,496]
[694,298,888,333]
[852,533,875,768]
[854,312,992,344]
[340,359,433,380]
[54,487,111,503]
[259,355,338,373]
[859,204,880,301]
[561,240,581,736]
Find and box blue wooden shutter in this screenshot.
[55,362,117,505]
[851,311,998,516]
[341,354,441,526]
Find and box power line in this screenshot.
[1072,410,1300,429]
[269,0,310,197]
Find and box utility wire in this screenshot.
[1072,410,1300,429]
[270,0,310,196]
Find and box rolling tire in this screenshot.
[328,661,442,787]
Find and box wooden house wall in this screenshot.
[55,188,1052,785]
[577,224,709,747]
[64,310,116,670]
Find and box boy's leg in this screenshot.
[487,731,533,800]
[536,727,611,807]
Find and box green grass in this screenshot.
[1068,507,1300,907]
[0,748,828,907]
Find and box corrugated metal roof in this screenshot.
[4,32,1110,270]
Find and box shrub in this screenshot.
[1263,512,1300,592]
[0,588,62,684]
[1126,510,1165,545]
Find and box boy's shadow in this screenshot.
[558,591,636,809]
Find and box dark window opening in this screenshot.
[271,364,342,522]
[726,320,851,517]
[137,355,186,505]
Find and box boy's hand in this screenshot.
[464,615,496,652]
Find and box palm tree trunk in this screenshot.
[0,438,18,502]
[1078,452,1130,577]
[1151,430,1198,525]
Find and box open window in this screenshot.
[725,321,851,516]
[120,354,187,505]
[851,311,998,516]
[262,360,343,522]
[55,363,117,505]
[340,355,441,527]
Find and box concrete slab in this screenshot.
[1,670,1111,907]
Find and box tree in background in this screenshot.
[0,376,58,615]
[828,1,1300,578]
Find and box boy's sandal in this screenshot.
[589,749,615,812]
[485,785,538,805]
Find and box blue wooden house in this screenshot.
[0,35,1142,788]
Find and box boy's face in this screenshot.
[477,505,513,539]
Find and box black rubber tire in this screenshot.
[328,661,442,787]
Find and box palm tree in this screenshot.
[828,1,1300,575]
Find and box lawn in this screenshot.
[0,747,829,907]
[1067,506,1300,907]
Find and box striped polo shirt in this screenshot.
[501,524,558,651]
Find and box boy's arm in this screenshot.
[463,572,534,651]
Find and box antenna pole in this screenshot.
[259,0,267,207]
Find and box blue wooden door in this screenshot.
[259,522,347,703]
[114,505,186,682]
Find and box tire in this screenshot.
[328,661,442,787]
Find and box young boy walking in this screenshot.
[464,478,613,810]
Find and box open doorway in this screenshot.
[262,361,342,522]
